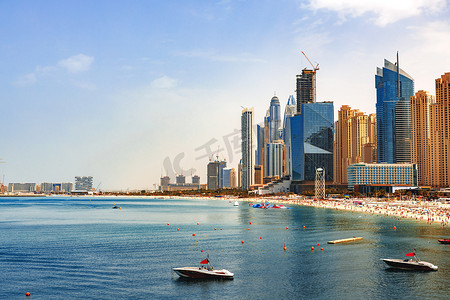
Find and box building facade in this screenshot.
[266,140,285,178]
[375,56,414,163]
[410,90,434,186]
[290,102,334,182]
[207,160,226,190]
[8,183,36,193]
[283,95,296,177]
[347,163,417,190]
[334,105,377,184]
[269,96,281,142]
[241,107,254,190]
[75,176,93,191]
[433,73,450,187]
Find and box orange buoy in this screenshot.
[247,228,250,230]
[321,248,324,251]
[26,292,31,297]
[192,233,196,236]
[303,226,306,229]
[284,243,287,251]
[394,226,397,230]
[220,228,223,230]
[311,246,314,251]
[214,228,217,230]
[241,240,244,244]
[197,223,199,225]
[286,227,289,230]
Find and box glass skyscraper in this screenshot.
[290,102,334,182]
[375,56,414,163]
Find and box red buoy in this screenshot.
[311,246,314,251]
[303,226,306,229]
[197,223,199,225]
[286,227,289,230]
[201,250,203,252]
[260,237,262,239]
[241,240,244,244]
[214,228,217,230]
[318,243,320,246]
[321,248,324,251]
[177,228,179,231]
[26,292,31,297]
[192,233,196,236]
[249,222,252,225]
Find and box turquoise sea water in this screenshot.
[0,197,449,299]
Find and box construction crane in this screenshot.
[301,51,319,71]
[301,51,319,103]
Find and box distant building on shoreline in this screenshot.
[8,183,36,193]
[75,176,93,191]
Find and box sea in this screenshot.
[0,196,448,299]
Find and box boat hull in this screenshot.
[381,259,438,271]
[438,239,450,244]
[173,267,234,279]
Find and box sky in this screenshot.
[1,0,449,191]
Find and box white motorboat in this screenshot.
[381,251,438,271]
[233,201,239,206]
[173,256,234,279]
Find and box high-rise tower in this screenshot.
[296,69,315,113]
[375,54,414,163]
[241,107,255,190]
[269,96,281,142]
[334,105,377,184]
[411,90,434,186]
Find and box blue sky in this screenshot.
[1,0,449,190]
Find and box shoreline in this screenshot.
[1,193,449,227]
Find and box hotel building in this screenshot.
[241,107,255,190]
[347,163,417,191]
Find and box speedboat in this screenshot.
[438,239,450,244]
[381,251,438,271]
[233,201,239,206]
[173,256,234,279]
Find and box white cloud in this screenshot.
[58,54,94,73]
[150,75,178,89]
[306,0,447,26]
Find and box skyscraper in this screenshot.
[283,95,296,177]
[207,159,226,190]
[266,140,285,178]
[334,105,377,184]
[296,69,316,113]
[290,102,334,182]
[434,72,450,186]
[269,96,281,142]
[411,90,434,186]
[241,107,254,190]
[375,55,414,163]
